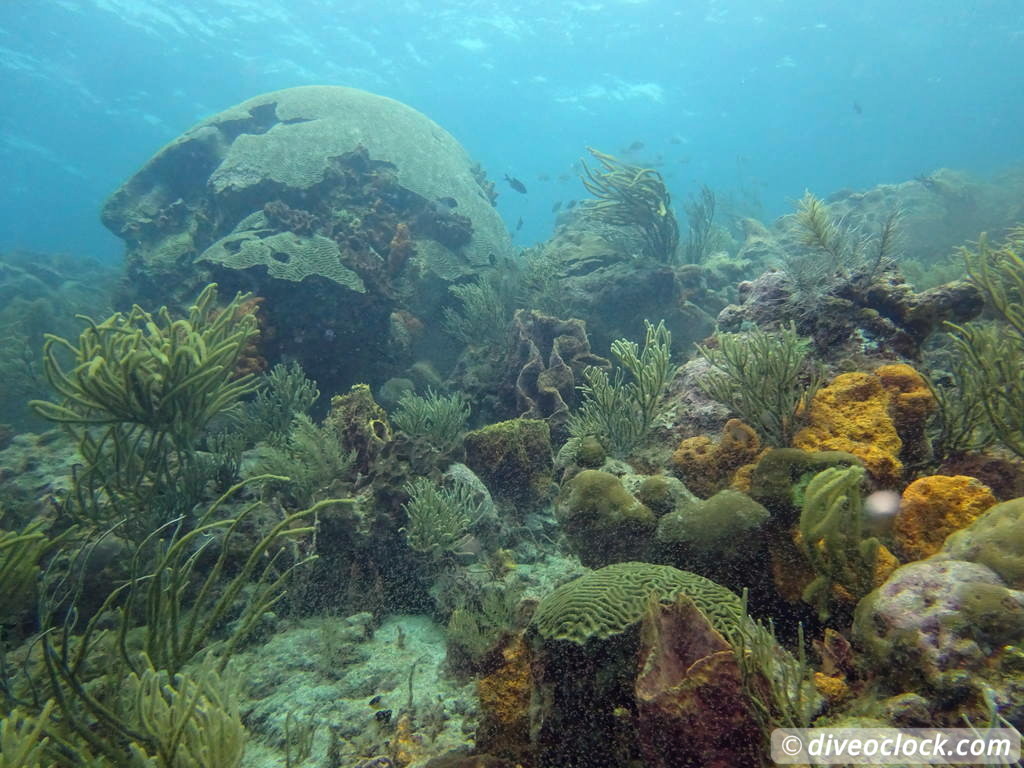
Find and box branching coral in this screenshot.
[798,465,882,621]
[23,478,345,765]
[945,227,1024,458]
[697,323,821,448]
[568,319,672,457]
[28,284,260,536]
[580,147,680,263]
[401,476,484,557]
[391,388,470,453]
[786,191,901,303]
[31,283,257,440]
[442,276,513,348]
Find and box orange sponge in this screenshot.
[894,474,997,561]
[794,372,903,486]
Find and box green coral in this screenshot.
[29,284,260,536]
[232,361,320,447]
[747,448,861,521]
[531,561,746,645]
[201,229,365,291]
[391,388,470,453]
[123,658,245,768]
[555,470,656,568]
[446,583,523,668]
[0,520,64,632]
[787,191,900,300]
[656,489,769,550]
[697,323,821,447]
[249,414,354,506]
[569,319,672,457]
[402,476,483,557]
[442,276,513,347]
[798,465,880,621]
[0,700,55,767]
[942,496,1024,589]
[31,283,256,441]
[580,147,679,263]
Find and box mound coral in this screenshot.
[555,469,657,567]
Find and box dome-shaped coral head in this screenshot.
[864,489,901,537]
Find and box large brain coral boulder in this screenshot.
[102,86,512,391]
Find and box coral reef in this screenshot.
[102,85,513,398]
[717,249,983,363]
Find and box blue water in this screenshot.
[1,0,1022,260]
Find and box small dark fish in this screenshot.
[623,140,645,152]
[551,200,563,212]
[368,695,383,708]
[374,709,392,724]
[853,101,863,115]
[504,174,527,194]
[436,196,458,208]
[515,216,524,231]
[566,199,577,209]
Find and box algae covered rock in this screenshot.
[463,419,553,514]
[940,496,1024,589]
[853,559,1024,690]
